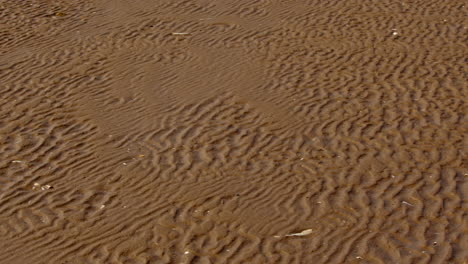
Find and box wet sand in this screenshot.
[0,0,467,263]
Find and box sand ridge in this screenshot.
[0,0,466,263]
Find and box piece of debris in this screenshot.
[32,183,53,191]
[285,229,313,237]
[402,201,414,206]
[41,185,52,190]
[11,160,22,163]
[172,32,190,35]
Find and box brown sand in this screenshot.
[0,0,467,263]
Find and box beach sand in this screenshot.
[0,0,466,263]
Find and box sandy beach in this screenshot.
[0,0,466,263]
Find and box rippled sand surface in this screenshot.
[0,0,466,263]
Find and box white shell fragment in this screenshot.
[32,182,53,191]
[285,229,313,237]
[41,185,52,190]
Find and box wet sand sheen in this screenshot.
[0,0,466,263]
